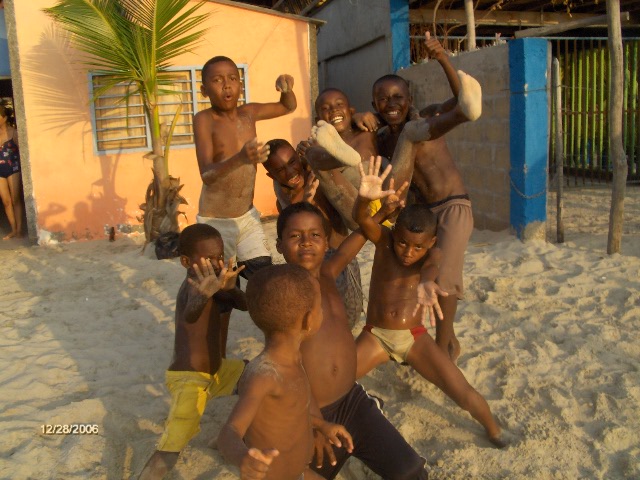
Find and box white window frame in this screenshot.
[89,64,249,155]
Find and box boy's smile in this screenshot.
[265,145,305,190]
[276,212,328,272]
[373,80,411,127]
[391,225,435,267]
[316,90,353,134]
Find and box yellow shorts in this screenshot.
[369,199,393,228]
[157,359,245,452]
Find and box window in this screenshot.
[90,64,248,153]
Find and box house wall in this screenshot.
[11,0,314,241]
[315,0,393,113]
[400,40,549,238]
[399,43,513,231]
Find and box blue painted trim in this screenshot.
[390,0,409,72]
[508,38,549,238]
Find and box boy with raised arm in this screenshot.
[140,224,247,479]
[374,33,481,362]
[352,159,507,448]
[263,138,362,328]
[218,264,353,480]
[194,55,297,355]
[276,201,428,479]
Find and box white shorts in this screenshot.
[196,207,271,263]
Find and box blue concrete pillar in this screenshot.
[390,0,409,72]
[509,38,549,240]
[0,12,10,77]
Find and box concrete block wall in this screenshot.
[399,43,512,231]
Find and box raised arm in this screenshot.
[421,32,460,116]
[353,157,395,244]
[218,374,280,477]
[246,74,297,121]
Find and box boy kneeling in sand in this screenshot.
[140,224,247,479]
[218,264,353,479]
[353,158,508,448]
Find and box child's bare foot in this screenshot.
[403,118,432,142]
[2,231,17,240]
[456,70,482,121]
[489,428,514,449]
[312,120,361,167]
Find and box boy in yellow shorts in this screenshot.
[139,224,247,479]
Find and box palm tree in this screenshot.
[44,0,210,247]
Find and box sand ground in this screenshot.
[1,184,639,479]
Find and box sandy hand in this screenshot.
[357,156,395,200]
[219,258,245,291]
[240,448,279,479]
[275,74,294,93]
[457,70,482,121]
[188,258,223,298]
[242,138,270,164]
[413,280,448,327]
[425,31,446,60]
[379,178,408,219]
[311,120,361,167]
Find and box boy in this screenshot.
[373,34,481,363]
[352,159,508,448]
[264,139,362,328]
[193,55,297,354]
[298,88,379,231]
[139,224,248,479]
[218,264,353,480]
[276,201,428,479]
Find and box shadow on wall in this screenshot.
[37,154,129,241]
[23,25,91,133]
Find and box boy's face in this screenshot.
[315,90,354,134]
[200,60,241,110]
[276,212,328,272]
[180,237,224,274]
[391,225,436,266]
[264,145,305,190]
[372,79,412,127]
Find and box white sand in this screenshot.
[1,185,639,479]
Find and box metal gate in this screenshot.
[550,38,640,185]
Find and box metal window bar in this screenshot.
[90,65,248,153]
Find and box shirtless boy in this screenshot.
[194,55,296,354]
[352,160,507,448]
[374,34,482,362]
[299,88,379,231]
[218,264,353,480]
[276,202,428,479]
[264,139,362,328]
[140,224,247,479]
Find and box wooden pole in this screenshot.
[514,12,629,38]
[606,0,627,254]
[464,0,476,51]
[553,58,565,243]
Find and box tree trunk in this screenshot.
[464,0,476,51]
[606,0,627,254]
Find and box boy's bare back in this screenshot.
[239,354,315,480]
